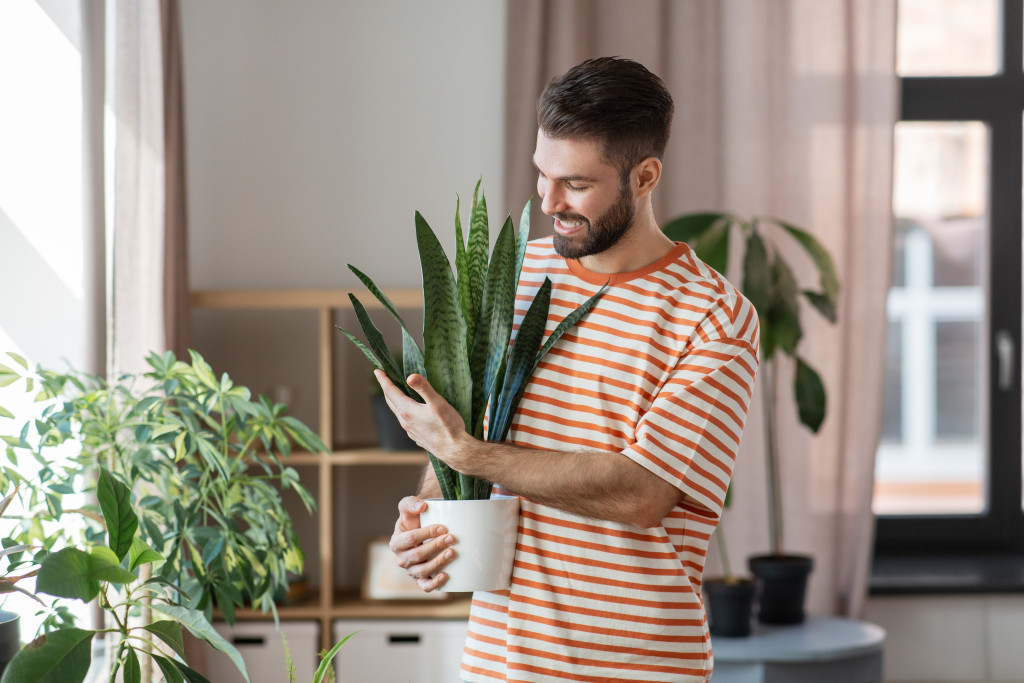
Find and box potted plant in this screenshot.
[338,180,603,591]
[702,487,755,637]
[0,349,326,679]
[663,212,839,624]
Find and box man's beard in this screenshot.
[552,184,636,260]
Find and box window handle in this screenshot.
[996,329,1015,392]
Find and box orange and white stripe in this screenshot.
[462,239,759,683]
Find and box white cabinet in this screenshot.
[331,619,468,682]
[209,620,320,683]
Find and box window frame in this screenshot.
[874,0,1024,556]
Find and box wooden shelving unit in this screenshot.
[190,289,471,651]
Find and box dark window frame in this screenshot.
[874,0,1024,558]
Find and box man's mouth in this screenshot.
[553,215,587,236]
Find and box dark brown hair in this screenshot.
[537,57,674,184]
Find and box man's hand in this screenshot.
[375,370,473,468]
[389,496,458,592]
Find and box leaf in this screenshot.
[97,468,138,561]
[469,217,517,436]
[313,631,358,683]
[416,211,472,423]
[7,352,29,370]
[691,219,731,275]
[803,289,838,324]
[347,264,426,374]
[87,547,137,584]
[488,280,553,444]
[0,628,94,683]
[767,254,802,356]
[794,357,827,433]
[128,536,164,571]
[151,655,185,683]
[741,230,773,320]
[775,218,840,320]
[463,181,490,345]
[143,620,187,660]
[36,548,98,601]
[123,646,141,683]
[661,212,728,244]
[144,602,250,683]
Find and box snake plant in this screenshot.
[339,181,605,500]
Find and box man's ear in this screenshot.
[633,157,662,198]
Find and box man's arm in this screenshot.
[377,371,682,528]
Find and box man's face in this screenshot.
[533,132,636,260]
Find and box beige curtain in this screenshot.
[109,0,189,376]
[506,0,897,617]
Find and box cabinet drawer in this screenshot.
[332,619,468,682]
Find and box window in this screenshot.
[874,0,1024,553]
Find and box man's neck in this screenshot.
[578,209,675,274]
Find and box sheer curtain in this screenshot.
[505,0,897,617]
[109,0,189,376]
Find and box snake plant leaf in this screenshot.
[469,216,517,438]
[455,192,467,310]
[345,267,427,383]
[335,328,408,398]
[515,198,532,276]
[416,211,472,424]
[741,230,773,318]
[775,218,840,320]
[347,265,414,333]
[463,181,490,346]
[767,254,803,357]
[488,279,553,443]
[427,450,458,501]
[347,294,405,385]
[535,284,607,364]
[794,356,826,432]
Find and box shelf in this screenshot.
[190,288,422,310]
[332,592,472,620]
[271,449,427,466]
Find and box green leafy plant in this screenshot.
[662,212,840,556]
[284,630,356,683]
[0,349,326,680]
[0,469,248,683]
[339,181,604,501]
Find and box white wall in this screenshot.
[181,0,507,291]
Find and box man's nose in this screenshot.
[539,183,564,215]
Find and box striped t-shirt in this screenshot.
[461,238,759,683]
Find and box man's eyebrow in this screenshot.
[531,157,599,183]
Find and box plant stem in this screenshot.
[762,357,784,556]
[716,515,733,582]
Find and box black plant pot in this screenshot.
[0,610,19,677]
[748,554,813,625]
[372,394,418,451]
[704,577,755,637]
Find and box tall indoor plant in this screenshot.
[0,349,325,679]
[339,181,603,590]
[663,212,839,624]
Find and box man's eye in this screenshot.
[566,182,587,191]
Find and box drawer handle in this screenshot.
[388,634,421,644]
[232,636,266,646]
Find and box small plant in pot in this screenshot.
[663,212,839,625]
[339,181,603,592]
[702,487,755,637]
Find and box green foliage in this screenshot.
[339,180,604,500]
[662,212,840,554]
[0,349,327,681]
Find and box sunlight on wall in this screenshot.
[0,1,84,303]
[0,0,90,643]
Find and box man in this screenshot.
[381,57,759,683]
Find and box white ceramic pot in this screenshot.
[419,495,520,592]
